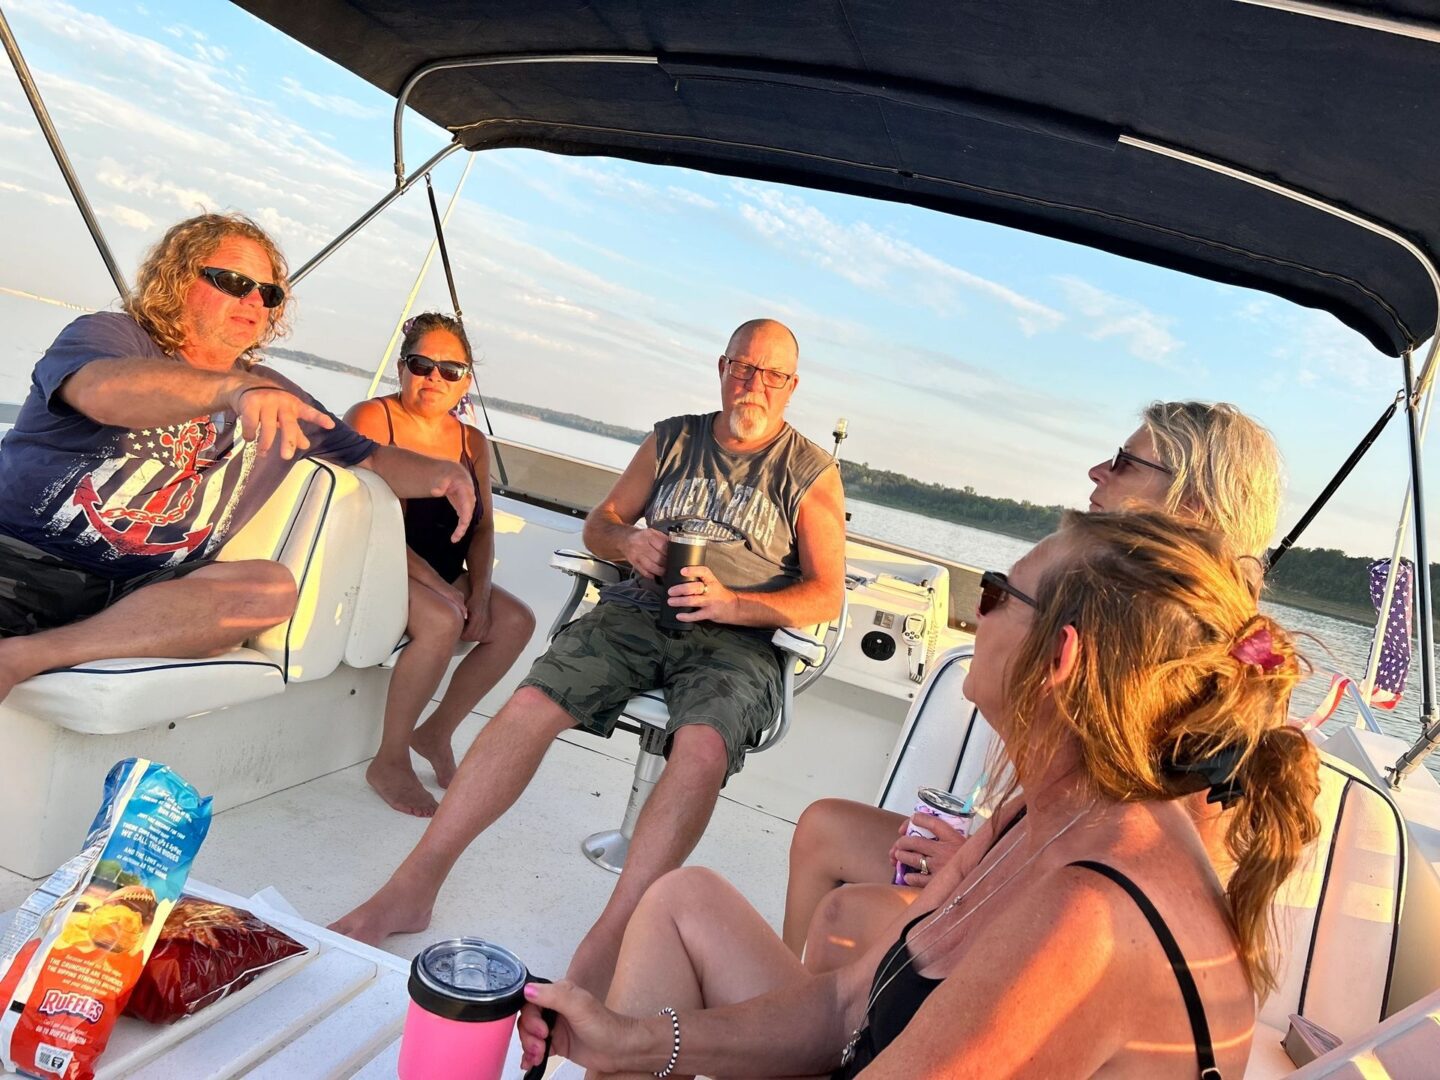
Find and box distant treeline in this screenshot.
[263,348,1396,624]
[840,458,1402,623]
[485,397,649,446]
[839,460,1063,540]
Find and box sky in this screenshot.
[0,0,1432,559]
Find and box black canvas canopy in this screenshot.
[232,0,1440,358]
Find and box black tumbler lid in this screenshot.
[408,938,528,1022]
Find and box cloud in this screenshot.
[98,203,155,230]
[93,157,213,213]
[732,183,1065,334]
[1238,295,1391,394]
[1054,276,1183,363]
[279,76,384,120]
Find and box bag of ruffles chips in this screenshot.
[0,759,212,1079]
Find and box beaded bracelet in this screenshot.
[654,1006,681,1078]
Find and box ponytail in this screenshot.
[1223,724,1322,996]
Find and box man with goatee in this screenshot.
[332,318,846,994]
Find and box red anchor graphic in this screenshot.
[71,421,220,556]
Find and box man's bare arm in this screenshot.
[61,356,334,459]
[62,356,270,428]
[582,434,667,579]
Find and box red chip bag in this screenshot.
[0,760,210,1080]
[123,898,306,1024]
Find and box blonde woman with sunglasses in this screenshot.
[345,313,534,817]
[784,401,1283,969]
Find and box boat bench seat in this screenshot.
[1247,755,1404,1077]
[0,458,410,877]
[4,459,408,733]
[874,644,999,814]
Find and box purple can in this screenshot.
[893,787,974,885]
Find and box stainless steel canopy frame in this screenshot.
[0,4,128,300]
[295,49,1440,781]
[11,20,1440,776]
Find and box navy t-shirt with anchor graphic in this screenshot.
[0,312,375,579]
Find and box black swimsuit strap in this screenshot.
[379,398,397,446]
[1068,860,1221,1080]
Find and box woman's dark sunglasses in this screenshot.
[978,570,1039,617]
[1109,446,1174,475]
[403,353,471,382]
[199,266,285,309]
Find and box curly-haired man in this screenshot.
[0,213,475,702]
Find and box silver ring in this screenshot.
[700,582,708,594]
[920,856,931,875]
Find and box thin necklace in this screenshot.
[839,801,1095,1067]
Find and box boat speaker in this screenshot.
[860,630,897,662]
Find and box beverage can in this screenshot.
[893,786,975,885]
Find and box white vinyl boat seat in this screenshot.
[1246,754,1405,1078]
[548,548,842,872]
[4,459,408,733]
[873,645,1004,814]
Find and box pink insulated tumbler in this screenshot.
[398,938,533,1080]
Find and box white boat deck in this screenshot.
[0,703,796,987]
[0,700,797,1078]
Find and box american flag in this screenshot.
[1294,557,1413,729]
[1367,557,1414,709]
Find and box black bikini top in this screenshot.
[833,817,1221,1079]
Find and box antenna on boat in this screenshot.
[832,416,848,459]
[0,5,128,300]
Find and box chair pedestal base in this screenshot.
[581,829,629,874]
[581,727,668,875]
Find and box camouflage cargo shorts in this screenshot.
[0,532,212,638]
[521,600,783,781]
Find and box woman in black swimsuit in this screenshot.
[517,510,1320,1078]
[345,314,534,817]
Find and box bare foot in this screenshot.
[328,879,434,946]
[366,758,439,817]
[565,921,625,1000]
[410,722,459,788]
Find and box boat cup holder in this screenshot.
[860,629,897,662]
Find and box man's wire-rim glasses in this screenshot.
[722,355,794,389]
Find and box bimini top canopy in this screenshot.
[233,0,1440,357]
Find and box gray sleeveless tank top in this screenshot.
[601,413,836,614]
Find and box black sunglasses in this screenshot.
[403,353,471,383]
[1109,446,1174,476]
[199,266,285,309]
[978,570,1039,617]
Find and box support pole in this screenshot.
[1361,383,1436,703]
[291,141,464,287]
[0,5,128,299]
[365,155,476,399]
[1389,352,1440,786]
